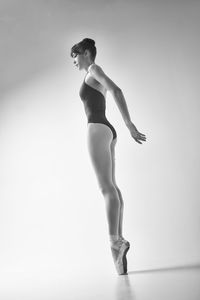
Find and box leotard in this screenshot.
[79,76,117,140]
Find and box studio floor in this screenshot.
[0,264,199,300]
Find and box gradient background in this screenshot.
[0,0,200,288]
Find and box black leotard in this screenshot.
[79,77,117,140]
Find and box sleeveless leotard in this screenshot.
[79,76,117,140]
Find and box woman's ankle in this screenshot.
[109,234,119,244]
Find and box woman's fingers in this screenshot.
[130,128,147,143]
[136,134,146,141]
[138,132,146,139]
[139,132,146,137]
[134,133,147,144]
[135,138,142,144]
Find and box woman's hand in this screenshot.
[127,122,147,144]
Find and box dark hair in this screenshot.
[70,38,97,61]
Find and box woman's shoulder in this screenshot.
[88,63,103,74]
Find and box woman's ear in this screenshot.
[84,49,90,57]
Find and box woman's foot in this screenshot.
[119,236,130,247]
[118,237,130,273]
[110,239,130,275]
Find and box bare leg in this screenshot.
[110,138,130,274]
[110,138,124,238]
[116,187,124,237]
[87,123,120,235]
[87,125,129,275]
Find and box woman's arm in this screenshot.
[111,88,132,127]
[88,64,146,144]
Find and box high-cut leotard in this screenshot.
[79,76,117,140]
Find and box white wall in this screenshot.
[0,0,199,273]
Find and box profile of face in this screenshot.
[73,53,83,70]
[72,49,92,71]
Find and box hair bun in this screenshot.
[82,38,95,46]
[71,38,97,60]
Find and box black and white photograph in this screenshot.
[0,0,199,299]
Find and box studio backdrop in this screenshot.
[0,0,199,273]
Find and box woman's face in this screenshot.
[73,53,85,71]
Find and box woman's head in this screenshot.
[71,38,97,70]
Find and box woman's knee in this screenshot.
[108,184,124,207]
[99,181,118,196]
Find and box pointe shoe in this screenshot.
[111,239,130,275]
[118,237,130,273]
[119,236,130,247]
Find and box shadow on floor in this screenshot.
[128,263,200,275]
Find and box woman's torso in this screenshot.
[84,73,107,98]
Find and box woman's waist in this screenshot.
[86,113,108,123]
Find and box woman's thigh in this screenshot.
[87,123,114,191]
[110,137,118,187]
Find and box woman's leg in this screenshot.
[87,123,120,236]
[110,138,124,238]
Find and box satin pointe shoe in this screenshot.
[118,237,130,273]
[119,236,130,247]
[111,239,130,275]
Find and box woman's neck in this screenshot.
[86,62,95,73]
